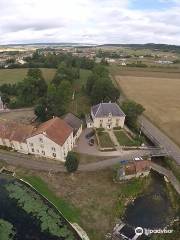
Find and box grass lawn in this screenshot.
[114,131,135,146]
[21,175,80,223]
[0,68,56,85]
[97,131,115,148]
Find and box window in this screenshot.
[52,147,56,152]
[20,145,23,150]
[31,148,34,152]
[30,142,33,147]
[39,137,43,143]
[52,153,56,157]
[42,151,45,155]
[116,119,119,126]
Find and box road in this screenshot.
[0,147,168,173]
[139,116,180,165]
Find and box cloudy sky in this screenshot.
[0,0,180,45]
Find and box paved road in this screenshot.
[139,116,180,165]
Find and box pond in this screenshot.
[124,172,177,229]
[0,174,80,240]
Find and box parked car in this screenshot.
[88,138,95,146]
[85,130,95,139]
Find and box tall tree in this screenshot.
[65,152,79,173]
[27,68,44,80]
[121,100,145,129]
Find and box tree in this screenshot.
[34,98,47,121]
[27,68,44,80]
[17,72,47,106]
[52,62,79,86]
[65,152,79,173]
[91,78,120,104]
[86,74,97,95]
[121,100,145,129]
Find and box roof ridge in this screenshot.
[95,103,102,117]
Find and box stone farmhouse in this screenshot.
[118,157,151,181]
[0,114,82,162]
[87,102,125,129]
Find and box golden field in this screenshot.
[114,68,180,146]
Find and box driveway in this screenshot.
[0,148,153,173]
[74,128,134,157]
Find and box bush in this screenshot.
[113,127,122,130]
[96,128,104,133]
[65,152,79,173]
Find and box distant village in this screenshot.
[0,44,178,69]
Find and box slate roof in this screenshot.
[91,102,125,118]
[63,113,82,135]
[32,117,73,146]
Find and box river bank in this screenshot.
[0,173,82,240]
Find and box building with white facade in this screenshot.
[27,117,74,161]
[0,119,33,153]
[0,115,82,162]
[87,102,126,129]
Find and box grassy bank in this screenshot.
[115,177,150,217]
[22,175,80,223]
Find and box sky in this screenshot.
[0,0,180,45]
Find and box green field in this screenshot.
[0,68,91,87]
[0,68,56,85]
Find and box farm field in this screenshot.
[114,68,180,147]
[0,68,56,85]
[0,68,91,86]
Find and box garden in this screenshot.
[96,129,115,150]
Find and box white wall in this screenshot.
[0,138,11,147]
[11,141,29,154]
[93,116,125,129]
[73,125,82,143]
[26,132,74,162]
